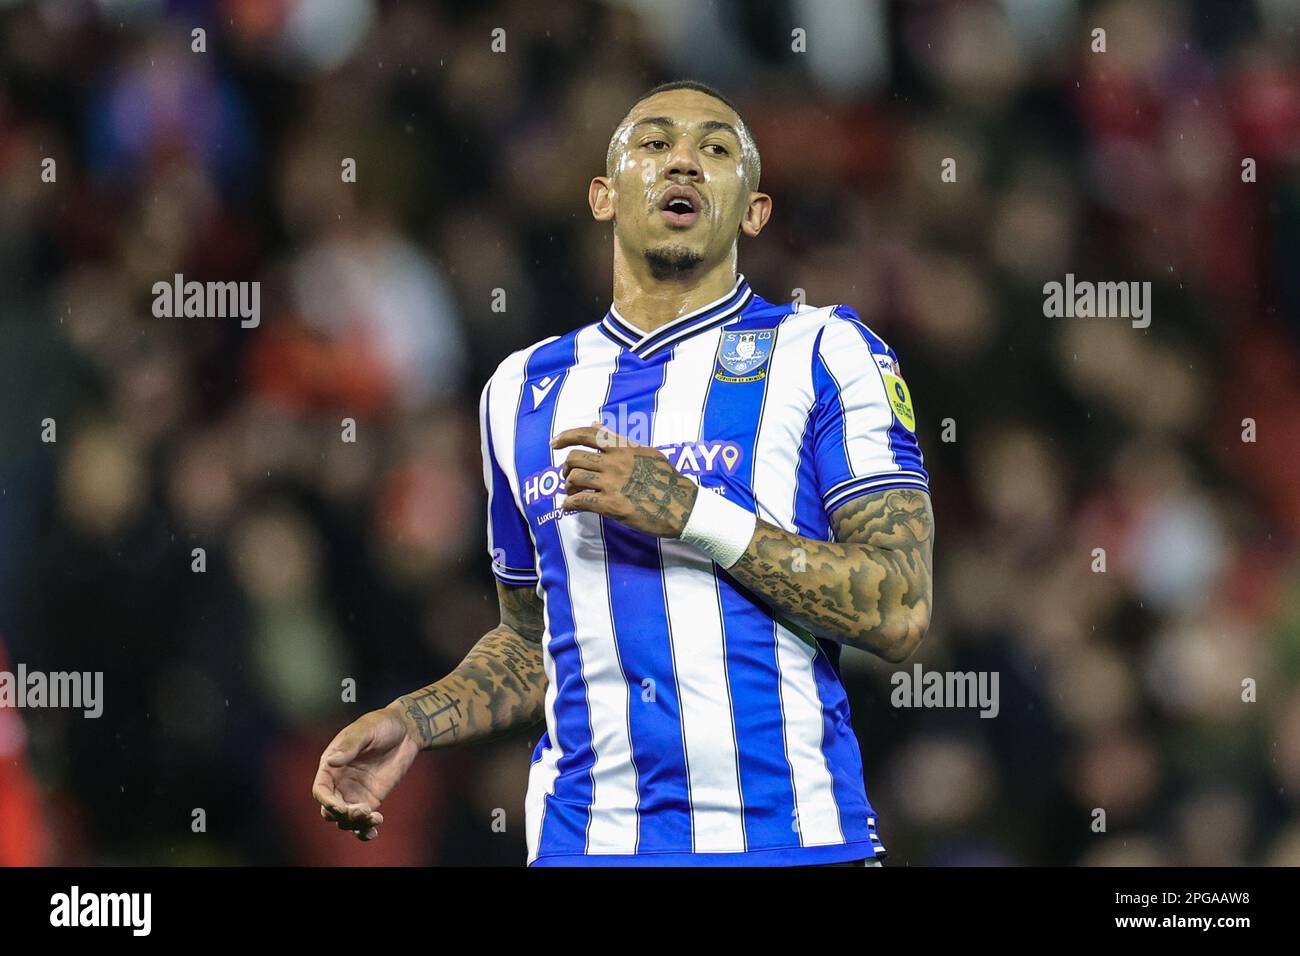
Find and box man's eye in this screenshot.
[705,144,729,155]
[643,140,669,150]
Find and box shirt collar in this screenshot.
[598,273,754,360]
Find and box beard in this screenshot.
[644,242,705,280]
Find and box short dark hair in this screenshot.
[635,80,744,118]
[606,79,761,190]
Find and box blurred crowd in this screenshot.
[1,0,1298,865]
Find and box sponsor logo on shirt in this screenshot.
[522,439,743,506]
[874,354,901,377]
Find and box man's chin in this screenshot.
[643,242,706,280]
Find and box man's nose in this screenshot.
[665,139,702,179]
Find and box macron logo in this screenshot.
[531,375,558,410]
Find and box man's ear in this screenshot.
[739,191,772,238]
[589,176,615,222]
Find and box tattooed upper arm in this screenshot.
[829,487,934,655]
[497,581,546,645]
[829,487,934,553]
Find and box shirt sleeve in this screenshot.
[810,305,930,522]
[479,376,540,587]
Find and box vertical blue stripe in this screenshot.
[599,348,693,852]
[810,326,856,487]
[485,380,538,580]
[791,376,830,543]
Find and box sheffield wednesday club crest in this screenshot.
[715,329,775,383]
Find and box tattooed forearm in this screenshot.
[726,488,933,661]
[400,685,465,747]
[397,627,546,749]
[395,584,547,750]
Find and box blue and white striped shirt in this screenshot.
[478,274,928,865]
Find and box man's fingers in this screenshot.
[312,731,372,811]
[313,717,388,842]
[552,420,637,451]
[318,799,355,826]
[564,468,607,493]
[560,491,604,513]
[551,425,603,450]
[323,803,383,832]
[313,769,384,830]
[347,805,383,827]
[312,771,349,817]
[344,804,383,829]
[560,450,604,477]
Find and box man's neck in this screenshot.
[610,252,739,336]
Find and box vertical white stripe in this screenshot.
[752,314,845,846]
[817,317,897,479]
[656,332,747,853]
[771,622,844,844]
[551,326,640,853]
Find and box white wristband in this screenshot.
[679,485,757,569]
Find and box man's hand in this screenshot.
[311,702,420,842]
[552,420,699,537]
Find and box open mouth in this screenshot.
[658,186,701,226]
